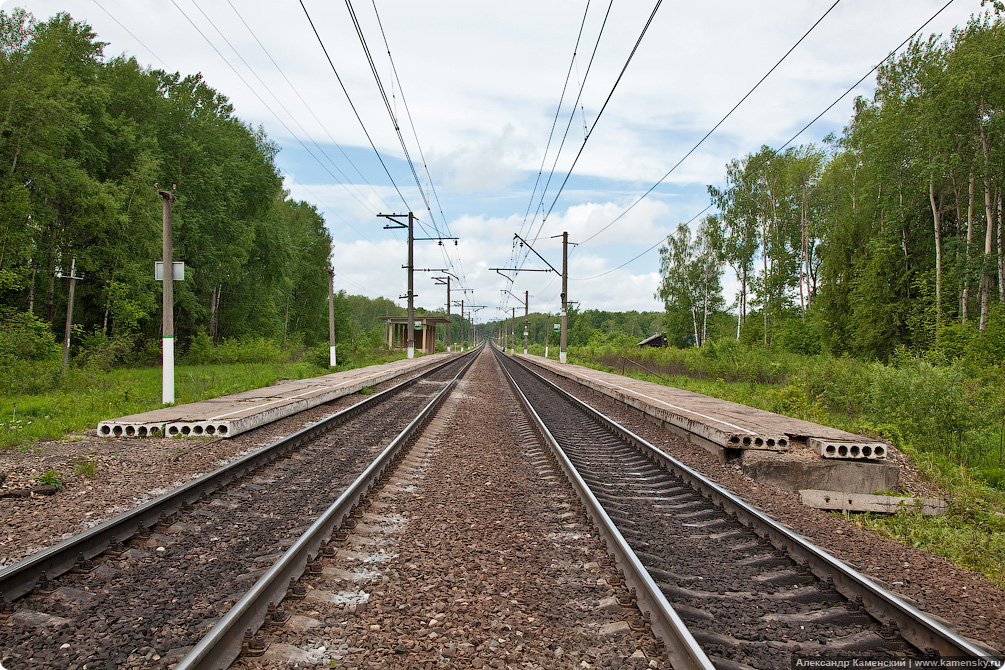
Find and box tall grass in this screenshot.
[0,336,404,450]
[571,340,1005,484]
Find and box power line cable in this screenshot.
[170,0,388,222]
[571,0,957,284]
[775,0,956,152]
[343,0,434,226]
[537,0,663,228]
[517,0,593,239]
[524,0,616,251]
[167,2,412,269]
[186,0,384,217]
[574,0,956,249]
[91,0,169,68]
[572,203,713,280]
[299,0,413,211]
[361,1,471,288]
[507,0,614,288]
[369,0,452,236]
[224,0,394,212]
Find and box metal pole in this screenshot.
[406,212,415,359]
[61,256,77,373]
[545,313,550,359]
[328,267,336,367]
[159,186,176,403]
[560,231,568,364]
[460,300,464,351]
[524,290,529,355]
[511,307,516,354]
[445,277,451,352]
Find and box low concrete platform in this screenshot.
[799,489,946,515]
[517,354,898,496]
[98,353,455,439]
[742,450,899,495]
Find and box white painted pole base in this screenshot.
[560,351,567,364]
[545,345,549,358]
[329,345,337,367]
[163,336,175,404]
[407,345,415,359]
[523,347,527,355]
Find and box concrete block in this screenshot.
[741,450,899,495]
[799,490,947,515]
[809,438,887,460]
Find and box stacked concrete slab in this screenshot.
[97,353,454,440]
[517,355,898,496]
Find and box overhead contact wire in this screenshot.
[538,0,663,226]
[225,0,393,211]
[578,0,841,246]
[299,0,413,211]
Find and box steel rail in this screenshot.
[494,345,716,670]
[0,352,474,604]
[177,346,479,670]
[504,351,1001,665]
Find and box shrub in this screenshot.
[0,309,60,362]
[776,319,823,355]
[183,335,294,365]
[965,308,1005,367]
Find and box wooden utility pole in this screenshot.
[328,266,336,367]
[58,256,82,373]
[158,185,177,404]
[445,278,451,352]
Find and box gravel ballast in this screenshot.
[237,350,667,669]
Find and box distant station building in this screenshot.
[637,333,668,349]
[383,315,451,354]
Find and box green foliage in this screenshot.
[183,334,292,365]
[0,9,333,349]
[775,318,822,355]
[0,358,369,449]
[0,308,60,362]
[73,456,98,478]
[33,469,63,487]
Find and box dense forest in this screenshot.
[657,13,1005,363]
[0,9,351,363]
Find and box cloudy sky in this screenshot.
[3,0,986,322]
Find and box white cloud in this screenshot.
[6,0,981,319]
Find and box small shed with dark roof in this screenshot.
[637,333,668,348]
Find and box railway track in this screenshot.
[494,346,1000,670]
[2,345,1000,669]
[0,350,477,669]
[204,343,670,669]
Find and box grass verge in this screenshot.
[0,350,407,450]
